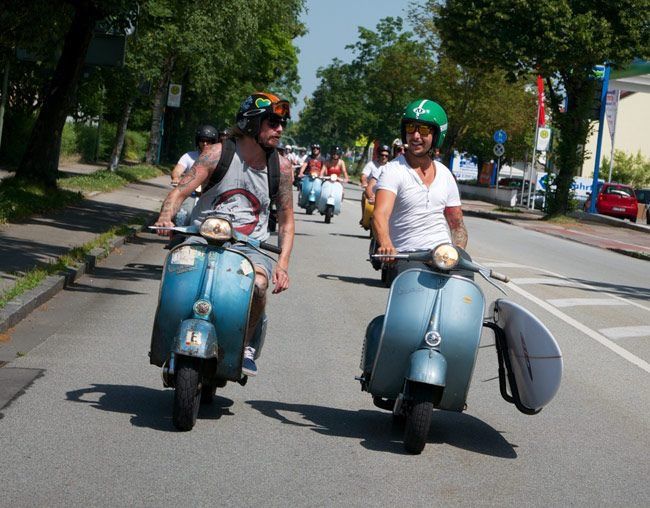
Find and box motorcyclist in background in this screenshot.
[170,125,218,186]
[363,144,391,205]
[297,143,325,179]
[320,146,349,183]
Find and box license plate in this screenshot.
[613,207,625,212]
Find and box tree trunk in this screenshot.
[15,3,100,187]
[546,77,593,216]
[145,55,176,165]
[108,97,134,171]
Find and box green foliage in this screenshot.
[0,112,35,166]
[600,150,650,188]
[0,178,82,223]
[434,0,650,215]
[58,164,164,192]
[123,131,147,162]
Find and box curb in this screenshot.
[0,215,156,335]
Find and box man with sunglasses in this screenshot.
[170,124,218,186]
[154,92,295,377]
[372,99,468,266]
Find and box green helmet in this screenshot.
[400,99,448,149]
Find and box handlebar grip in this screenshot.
[490,270,510,283]
[260,242,282,254]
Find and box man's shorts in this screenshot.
[230,244,274,281]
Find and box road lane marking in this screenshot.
[506,282,650,374]
[599,326,650,340]
[510,277,575,286]
[547,298,629,308]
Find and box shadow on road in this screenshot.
[329,233,370,240]
[318,273,385,288]
[248,400,517,457]
[66,384,234,432]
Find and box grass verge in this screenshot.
[0,164,167,224]
[0,220,145,311]
[494,206,523,213]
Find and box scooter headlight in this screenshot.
[309,172,319,178]
[200,218,233,241]
[432,244,460,270]
[330,174,338,182]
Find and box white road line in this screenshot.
[506,282,650,374]
[510,277,575,286]
[599,326,650,340]
[547,298,629,308]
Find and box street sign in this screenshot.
[167,83,182,108]
[493,129,507,144]
[493,143,505,157]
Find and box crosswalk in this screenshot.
[478,259,650,373]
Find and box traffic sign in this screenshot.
[493,143,505,157]
[493,129,507,144]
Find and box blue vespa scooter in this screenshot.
[298,172,323,215]
[359,244,563,454]
[317,174,344,223]
[149,215,280,431]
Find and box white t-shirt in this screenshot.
[177,150,199,173]
[361,160,378,178]
[375,155,461,251]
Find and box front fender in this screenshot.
[174,319,218,359]
[407,348,447,387]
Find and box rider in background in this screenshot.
[170,125,218,186]
[373,99,467,268]
[297,143,325,178]
[364,144,391,205]
[391,138,405,160]
[320,146,349,183]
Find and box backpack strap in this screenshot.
[204,138,236,192]
[267,148,281,202]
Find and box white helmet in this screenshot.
[285,144,292,151]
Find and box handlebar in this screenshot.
[260,241,282,254]
[489,270,510,283]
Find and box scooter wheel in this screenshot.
[403,400,433,454]
[173,357,201,431]
[306,203,315,215]
[324,204,334,224]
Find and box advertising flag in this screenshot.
[605,89,620,142]
[536,75,546,127]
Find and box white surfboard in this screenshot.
[493,299,563,412]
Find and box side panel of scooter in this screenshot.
[492,299,563,412]
[318,181,343,214]
[368,269,484,411]
[299,177,322,207]
[150,244,254,382]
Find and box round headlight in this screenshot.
[330,174,338,182]
[432,244,460,270]
[200,218,232,241]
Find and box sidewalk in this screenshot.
[0,165,170,335]
[0,178,648,338]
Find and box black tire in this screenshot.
[173,357,201,431]
[324,204,334,223]
[306,203,315,215]
[200,383,216,404]
[403,400,433,454]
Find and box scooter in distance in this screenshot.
[317,174,344,224]
[298,172,323,215]
[149,215,280,431]
[358,244,563,454]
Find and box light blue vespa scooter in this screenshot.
[359,244,563,454]
[298,172,323,215]
[149,215,280,431]
[317,174,344,223]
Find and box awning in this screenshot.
[609,60,650,93]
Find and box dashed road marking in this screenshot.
[510,277,575,286]
[599,326,650,340]
[547,298,629,308]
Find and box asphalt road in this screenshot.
[1,185,648,506]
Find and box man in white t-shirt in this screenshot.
[373,99,467,262]
[170,125,218,186]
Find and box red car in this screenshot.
[589,183,639,222]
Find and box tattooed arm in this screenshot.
[444,206,468,249]
[272,155,296,293]
[154,143,222,230]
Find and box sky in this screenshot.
[293,0,414,115]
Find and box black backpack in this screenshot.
[203,138,281,201]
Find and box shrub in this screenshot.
[60,122,78,157]
[123,130,147,162]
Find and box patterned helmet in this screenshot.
[236,92,291,138]
[400,99,448,148]
[195,125,217,146]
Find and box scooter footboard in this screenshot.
[174,319,218,359]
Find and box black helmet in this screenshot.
[236,92,291,140]
[330,146,341,155]
[195,125,218,146]
[378,144,391,153]
[310,143,320,150]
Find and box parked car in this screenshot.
[634,188,650,224]
[584,182,638,222]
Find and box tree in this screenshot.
[10,0,137,186]
[435,0,650,215]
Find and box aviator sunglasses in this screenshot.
[267,115,288,128]
[404,123,435,136]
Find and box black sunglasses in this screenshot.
[267,115,288,128]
